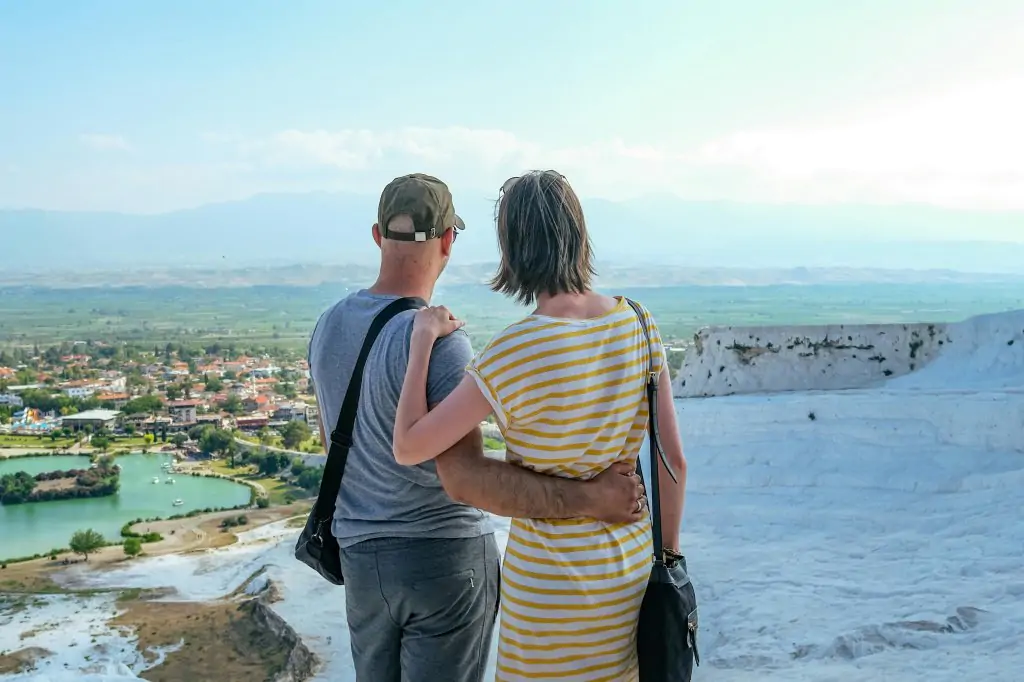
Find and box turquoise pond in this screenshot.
[0,453,252,560]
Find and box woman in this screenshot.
[393,170,687,682]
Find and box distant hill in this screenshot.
[2,192,1023,273]
[1,263,1020,290]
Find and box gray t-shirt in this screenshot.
[308,289,489,548]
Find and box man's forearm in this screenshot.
[435,431,595,519]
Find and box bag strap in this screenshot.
[312,296,426,522]
[625,298,679,559]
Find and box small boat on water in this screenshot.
[172,498,184,506]
[151,477,160,484]
[165,478,175,484]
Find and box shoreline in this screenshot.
[0,446,96,459]
[0,502,310,593]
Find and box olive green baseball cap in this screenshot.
[378,173,466,242]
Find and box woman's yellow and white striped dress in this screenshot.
[466,297,665,682]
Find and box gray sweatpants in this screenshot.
[338,534,500,682]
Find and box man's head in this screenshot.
[373,173,465,280]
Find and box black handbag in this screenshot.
[626,298,701,681]
[294,296,426,585]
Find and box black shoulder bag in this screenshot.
[294,296,425,585]
[626,298,701,681]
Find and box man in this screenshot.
[308,173,647,682]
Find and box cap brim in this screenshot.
[454,214,466,231]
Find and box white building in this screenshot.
[60,377,126,399]
[61,409,121,432]
[103,376,127,392]
[4,384,43,393]
[273,402,309,423]
[61,382,99,399]
[167,400,199,424]
[0,393,24,407]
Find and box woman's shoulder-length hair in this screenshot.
[490,170,597,306]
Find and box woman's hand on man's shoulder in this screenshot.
[412,305,465,342]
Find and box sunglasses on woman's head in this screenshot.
[500,176,520,197]
[499,171,569,199]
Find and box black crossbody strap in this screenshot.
[625,298,679,558]
[312,296,426,521]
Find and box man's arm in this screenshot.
[425,326,644,523]
[435,427,645,524]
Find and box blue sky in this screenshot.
[1,0,1022,219]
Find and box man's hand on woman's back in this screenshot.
[435,431,648,523]
[583,461,648,524]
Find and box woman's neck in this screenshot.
[533,291,618,320]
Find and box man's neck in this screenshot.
[368,271,434,303]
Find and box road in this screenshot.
[232,437,325,467]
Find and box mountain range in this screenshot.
[2,192,1023,274]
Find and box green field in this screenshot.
[0,434,78,450]
[208,458,306,505]
[0,434,159,451]
[2,281,1022,354]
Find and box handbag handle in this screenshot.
[625,298,679,559]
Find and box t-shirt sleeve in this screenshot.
[426,329,474,407]
[465,336,513,430]
[638,302,668,377]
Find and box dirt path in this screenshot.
[124,505,303,555]
[0,448,74,458]
[0,444,93,458]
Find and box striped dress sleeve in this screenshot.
[466,334,515,430]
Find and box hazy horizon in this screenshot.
[3,0,1023,220]
[4,189,1024,274]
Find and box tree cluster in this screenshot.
[195,426,234,457]
[282,456,323,493]
[278,420,311,450]
[219,514,249,529]
[0,456,120,505]
[0,471,36,504]
[123,536,143,558]
[217,394,243,414]
[235,448,321,494]
[122,395,164,415]
[69,528,106,561]
[17,388,101,414]
[255,451,292,476]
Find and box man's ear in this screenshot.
[440,227,455,258]
[372,223,382,248]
